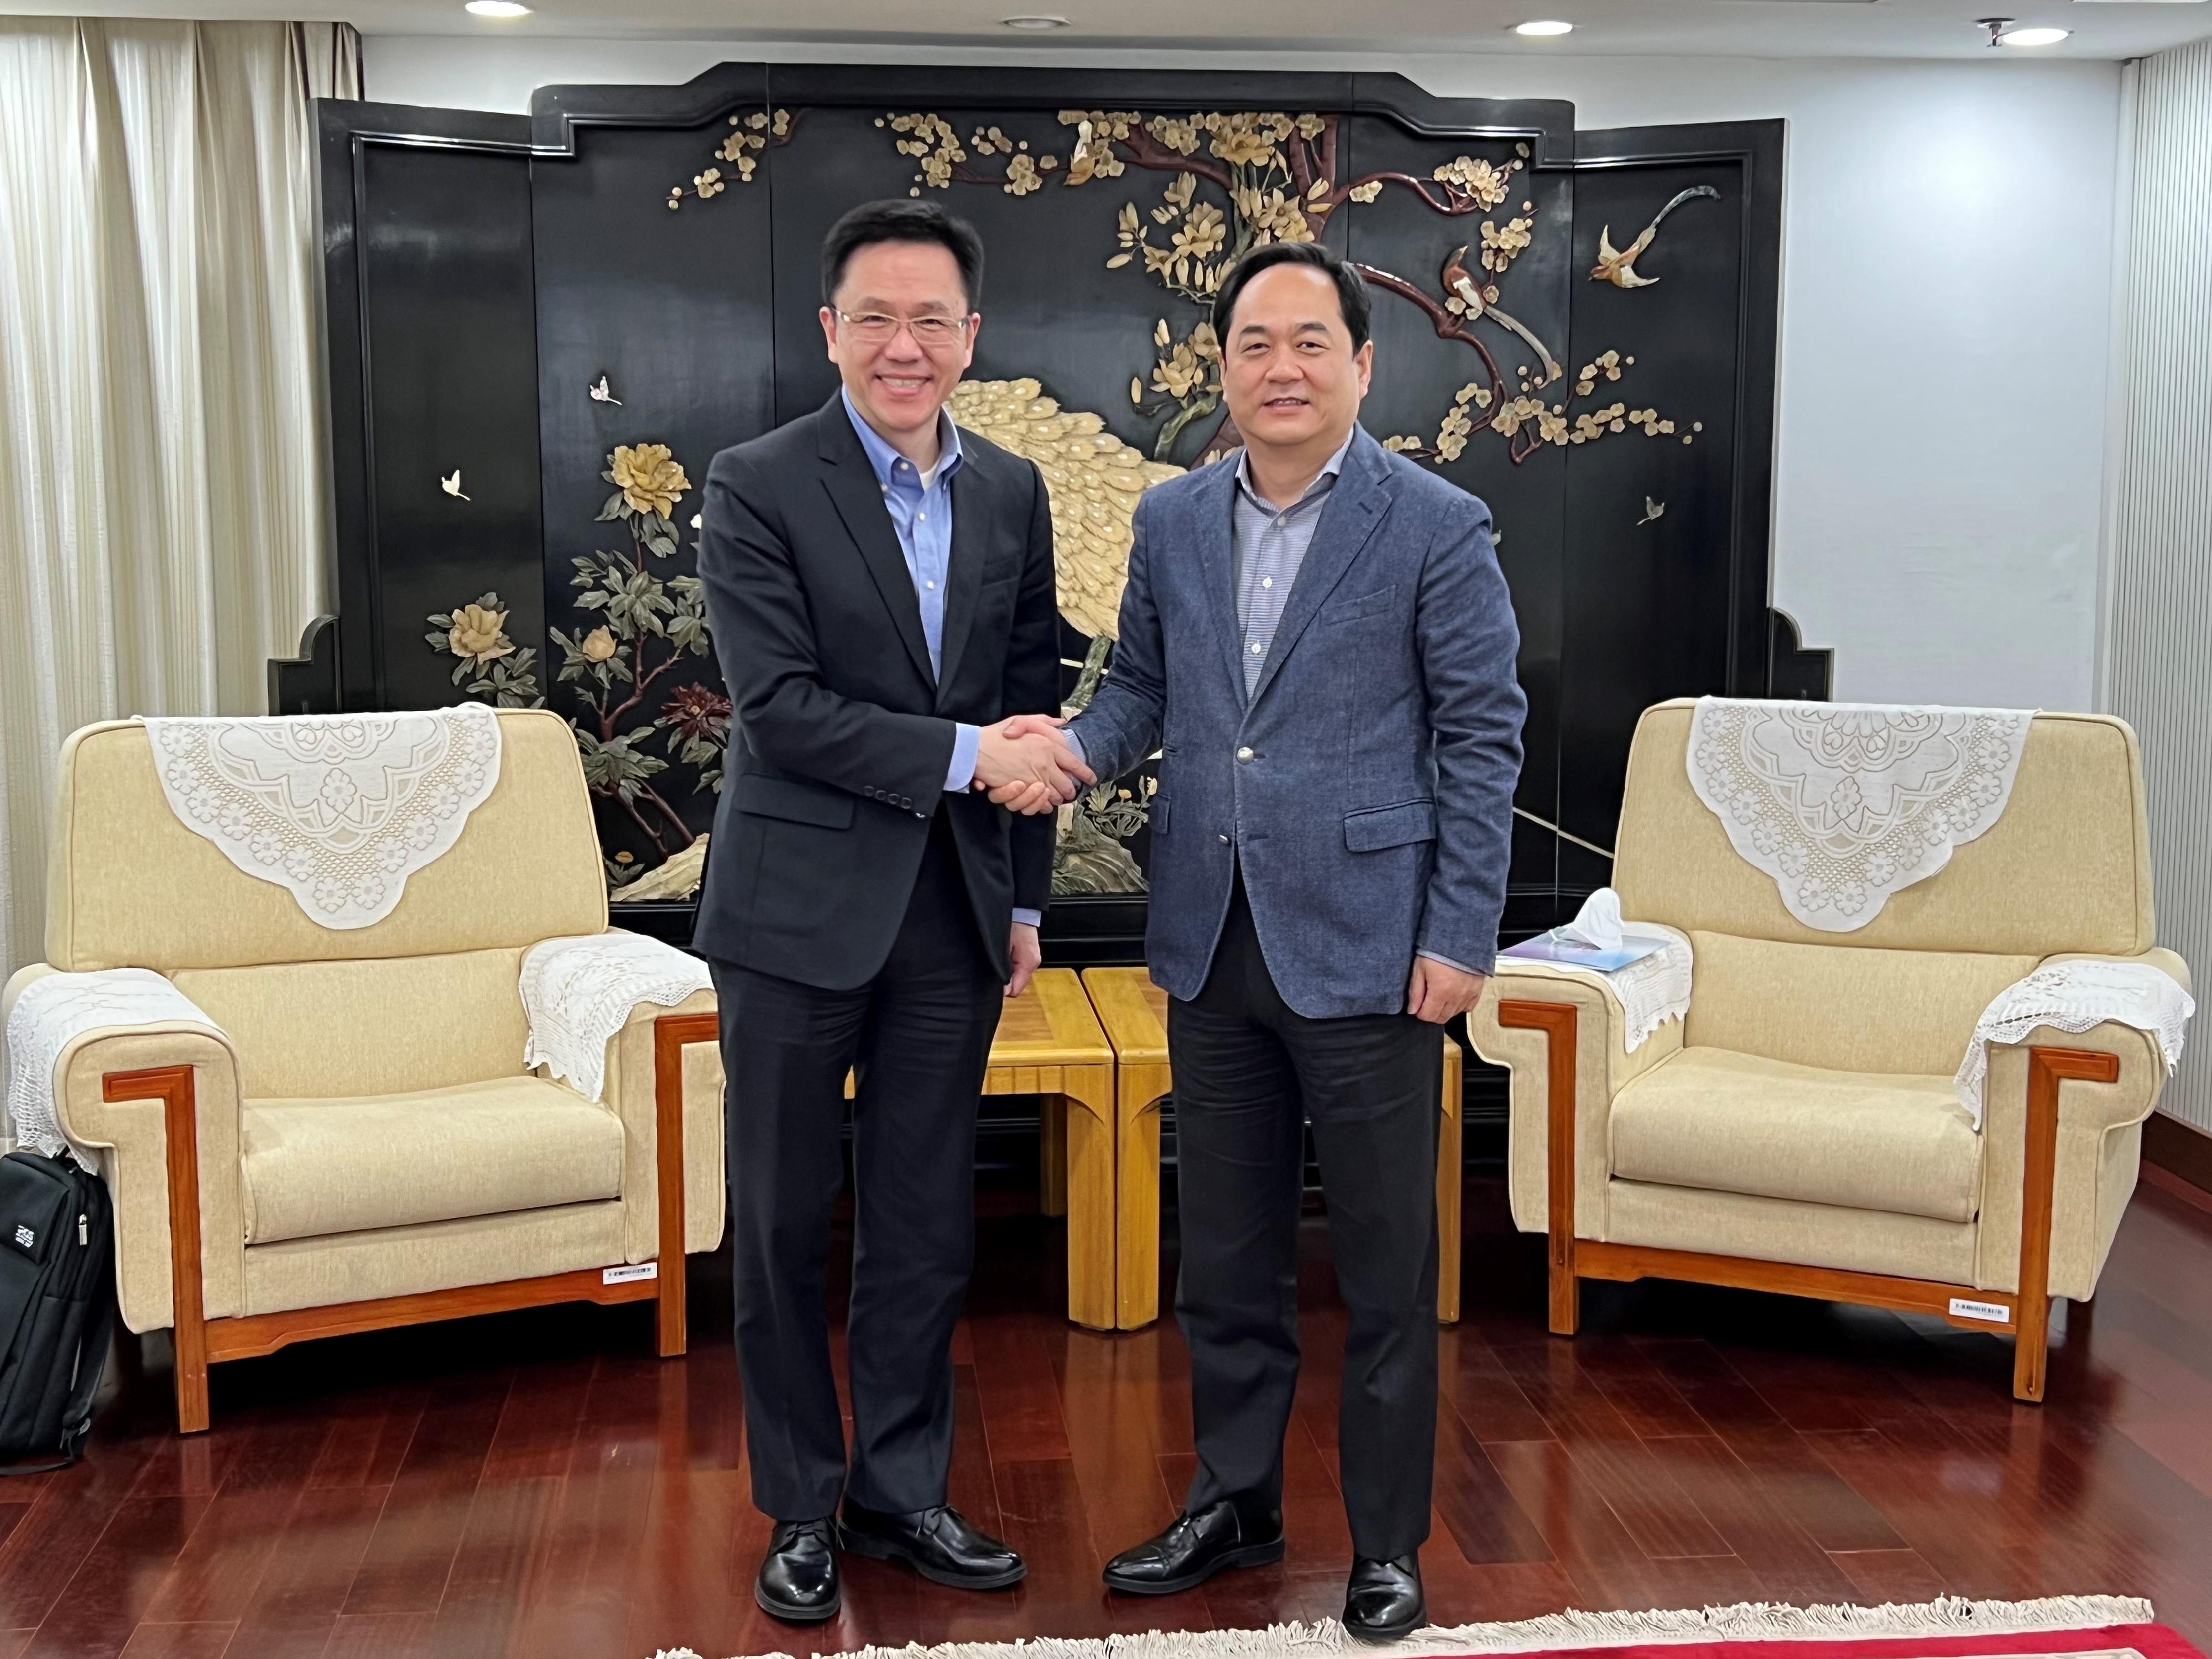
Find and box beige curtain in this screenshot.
[0,19,359,975]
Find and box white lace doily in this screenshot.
[1606,927,1695,1052]
[1954,958,2193,1127]
[1688,698,2032,932]
[4,970,227,1170]
[519,931,713,1103]
[139,705,502,931]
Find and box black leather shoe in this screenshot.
[839,1500,1026,1590]
[1343,1554,1425,1642]
[755,1519,840,1623]
[1102,1499,1286,1595]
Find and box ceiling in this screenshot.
[9,0,2212,59]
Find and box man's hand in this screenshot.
[984,715,1084,814]
[1006,921,1042,999]
[974,716,1092,816]
[1406,957,1488,1025]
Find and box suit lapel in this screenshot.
[934,450,988,711]
[1190,460,1250,705]
[1246,429,1393,708]
[816,396,936,691]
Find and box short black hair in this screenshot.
[820,199,985,310]
[1211,240,1373,352]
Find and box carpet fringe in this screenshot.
[656,1590,2158,1659]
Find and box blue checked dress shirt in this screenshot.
[1230,431,1353,692]
[842,390,1039,929]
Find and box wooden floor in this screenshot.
[6,1168,2212,1659]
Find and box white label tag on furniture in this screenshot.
[603,1262,659,1285]
[1948,1296,2011,1324]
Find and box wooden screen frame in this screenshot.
[1493,998,2120,1403]
[103,1008,718,1435]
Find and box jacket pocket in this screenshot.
[1320,585,1397,627]
[733,774,856,830]
[1344,799,1435,852]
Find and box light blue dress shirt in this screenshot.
[842,390,1039,931]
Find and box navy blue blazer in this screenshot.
[1068,425,1526,1018]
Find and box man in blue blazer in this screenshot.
[1000,241,1525,1639]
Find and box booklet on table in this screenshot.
[1499,931,1667,974]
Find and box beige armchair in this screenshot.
[1470,702,2187,1401]
[1,710,724,1432]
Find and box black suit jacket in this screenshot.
[693,392,1060,988]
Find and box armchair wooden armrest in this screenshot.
[593,993,721,1358]
[51,1020,245,1436]
[1468,966,1683,1236]
[1974,947,2190,1323]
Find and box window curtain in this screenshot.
[0,19,359,975]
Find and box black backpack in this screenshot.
[0,1150,117,1473]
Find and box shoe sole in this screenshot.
[1344,1606,1426,1644]
[753,1583,842,1624]
[839,1531,1028,1591]
[1103,1537,1287,1596]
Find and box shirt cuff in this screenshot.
[1417,949,1483,974]
[945,723,982,792]
[1063,728,1086,766]
[1011,908,1041,928]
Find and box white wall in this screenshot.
[364,36,2126,710]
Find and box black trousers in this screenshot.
[709,810,1004,1522]
[1170,874,1443,1561]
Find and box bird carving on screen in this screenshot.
[1440,245,1564,386]
[1591,185,1722,289]
[440,470,471,502]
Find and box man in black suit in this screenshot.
[695,200,1092,1623]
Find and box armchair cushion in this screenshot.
[1610,1048,1981,1223]
[171,948,530,1098]
[1684,932,2039,1077]
[239,1075,624,1245]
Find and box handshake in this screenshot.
[972,714,1093,816]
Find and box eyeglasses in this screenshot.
[834,310,971,347]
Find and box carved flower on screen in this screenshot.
[612,444,690,518]
[1172,202,1227,264]
[448,603,515,666]
[1207,116,1279,168]
[660,683,733,742]
[1434,155,1511,210]
[582,626,619,662]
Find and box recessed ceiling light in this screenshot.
[1001,13,1070,27]
[1999,25,2070,43]
[463,1,531,14]
[1513,18,1574,34]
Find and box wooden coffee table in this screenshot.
[1080,966,1464,1331]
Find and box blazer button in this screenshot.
[1218,833,1230,844]
[1235,747,1254,763]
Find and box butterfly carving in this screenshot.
[440,471,471,502]
[589,374,622,405]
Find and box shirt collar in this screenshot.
[842,386,963,492]
[1233,426,1357,514]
